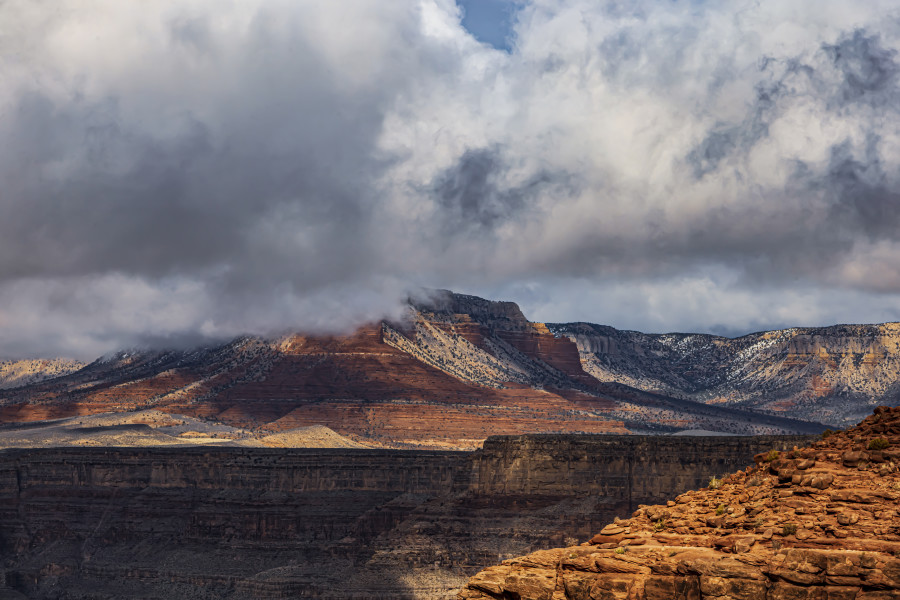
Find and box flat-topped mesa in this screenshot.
[412,289,534,331]
[459,405,900,600]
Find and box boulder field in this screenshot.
[459,405,900,600]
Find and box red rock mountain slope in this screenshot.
[0,292,822,449]
[459,405,900,600]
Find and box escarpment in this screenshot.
[459,406,900,600]
[0,435,811,599]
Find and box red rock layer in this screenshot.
[459,405,900,599]
[0,326,627,449]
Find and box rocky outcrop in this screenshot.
[0,434,813,599]
[459,406,900,600]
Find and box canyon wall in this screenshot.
[459,406,900,600]
[0,435,814,599]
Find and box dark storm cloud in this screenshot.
[820,137,900,237]
[432,147,574,234]
[825,30,899,107]
[5,0,900,357]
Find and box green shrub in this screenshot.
[653,519,667,532]
[868,438,890,451]
[765,450,781,462]
[716,504,726,516]
[708,475,722,489]
[614,547,627,555]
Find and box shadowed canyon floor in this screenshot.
[459,406,900,600]
[0,434,813,599]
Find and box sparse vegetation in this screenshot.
[782,523,797,536]
[708,475,722,489]
[614,546,627,555]
[764,450,780,462]
[822,429,835,439]
[868,437,889,450]
[716,504,726,516]
[653,519,667,532]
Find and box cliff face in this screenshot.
[459,406,900,600]
[0,435,812,599]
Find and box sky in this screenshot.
[3,1,900,358]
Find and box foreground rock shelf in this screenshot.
[0,435,813,599]
[459,406,900,600]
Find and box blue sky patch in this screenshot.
[456,0,518,51]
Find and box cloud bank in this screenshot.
[3,0,900,357]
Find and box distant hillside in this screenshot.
[0,358,86,390]
[0,290,834,449]
[550,321,900,426]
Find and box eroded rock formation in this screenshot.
[459,406,900,600]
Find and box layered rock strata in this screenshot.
[0,435,811,599]
[459,406,900,600]
[1,292,825,449]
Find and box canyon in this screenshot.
[0,434,813,599]
[459,406,900,600]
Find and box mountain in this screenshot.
[5,290,892,448]
[458,404,900,600]
[551,321,900,427]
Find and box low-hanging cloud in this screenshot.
[3,0,900,358]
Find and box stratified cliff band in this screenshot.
[0,435,811,599]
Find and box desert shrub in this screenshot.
[716,504,726,516]
[868,437,889,451]
[708,475,722,489]
[653,519,667,532]
[614,547,627,555]
[822,429,835,439]
[765,450,781,462]
[782,523,798,536]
